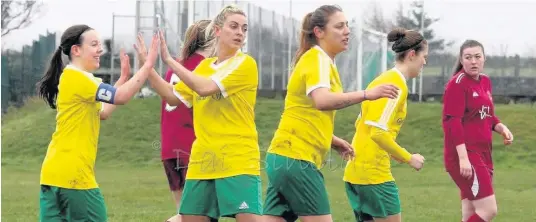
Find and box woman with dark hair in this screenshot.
[36,24,159,221]
[343,27,428,222]
[263,5,400,222]
[442,39,513,222]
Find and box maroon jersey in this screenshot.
[160,53,205,160]
[442,71,500,169]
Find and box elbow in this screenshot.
[166,97,181,106]
[369,127,389,144]
[314,102,331,111]
[196,89,212,97]
[370,131,383,144]
[112,90,130,105]
[312,98,332,111]
[100,113,110,120]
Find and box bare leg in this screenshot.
[262,215,287,222]
[461,198,475,222]
[166,190,183,222]
[298,215,333,222]
[372,213,401,222]
[235,213,263,222]
[181,215,212,222]
[470,195,498,221]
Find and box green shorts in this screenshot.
[345,181,401,222]
[179,174,262,220]
[263,153,330,221]
[39,185,107,222]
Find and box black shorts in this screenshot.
[163,158,188,191]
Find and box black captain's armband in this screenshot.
[95,83,117,104]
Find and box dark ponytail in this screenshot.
[292,5,343,69]
[36,24,92,109]
[452,39,485,76]
[38,48,64,109]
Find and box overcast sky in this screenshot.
[2,0,536,57]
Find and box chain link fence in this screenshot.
[1,32,57,113]
[3,1,535,114]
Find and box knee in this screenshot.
[475,204,498,220]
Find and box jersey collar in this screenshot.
[65,64,95,79]
[210,49,242,70]
[392,67,407,83]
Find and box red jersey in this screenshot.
[160,53,205,160]
[442,71,500,169]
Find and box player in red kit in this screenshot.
[135,20,213,222]
[442,40,514,222]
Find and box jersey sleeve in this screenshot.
[364,81,411,162]
[304,53,331,96]
[173,80,194,108]
[363,81,404,131]
[210,55,258,98]
[76,74,117,104]
[442,80,466,147]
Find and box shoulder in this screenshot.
[236,53,258,70]
[369,69,405,88]
[63,65,99,85]
[447,72,469,87]
[479,73,492,82]
[444,72,469,94]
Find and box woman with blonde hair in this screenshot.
[158,19,213,222]
[135,5,262,222]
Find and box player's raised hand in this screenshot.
[158,29,172,63]
[365,84,399,100]
[133,32,148,65]
[142,32,159,68]
[119,48,131,80]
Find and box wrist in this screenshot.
[363,90,368,100]
[165,57,174,64]
[494,123,504,132]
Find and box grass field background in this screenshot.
[2,97,536,221]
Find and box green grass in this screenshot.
[2,97,536,221]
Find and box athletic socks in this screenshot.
[467,213,486,222]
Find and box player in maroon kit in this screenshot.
[135,20,213,222]
[442,39,514,222]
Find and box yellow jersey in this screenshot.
[40,65,105,189]
[343,68,412,185]
[173,50,260,180]
[267,46,343,169]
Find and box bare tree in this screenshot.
[363,1,392,33]
[1,0,43,37]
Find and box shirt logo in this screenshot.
[472,92,479,97]
[238,201,249,210]
[479,105,492,120]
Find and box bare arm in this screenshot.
[164,57,220,97]
[159,31,219,97]
[309,84,399,111]
[147,69,181,106]
[100,76,128,120]
[310,88,367,111]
